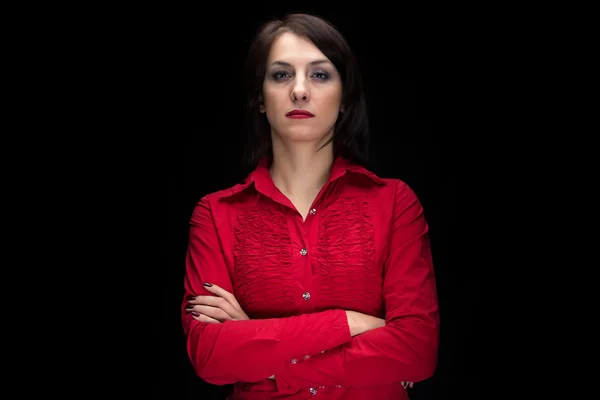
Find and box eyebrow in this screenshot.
[270,59,332,67]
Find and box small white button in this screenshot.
[291,359,298,364]
[309,388,317,395]
[303,355,311,360]
[309,208,316,215]
[303,292,311,300]
[300,248,307,256]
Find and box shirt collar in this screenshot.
[219,156,386,199]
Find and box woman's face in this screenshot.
[261,32,344,145]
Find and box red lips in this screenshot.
[286,109,314,117]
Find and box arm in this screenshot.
[275,182,440,388]
[182,196,353,385]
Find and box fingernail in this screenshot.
[203,282,213,287]
[191,311,200,317]
[188,296,196,300]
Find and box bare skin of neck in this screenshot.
[269,136,334,221]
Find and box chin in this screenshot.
[275,125,333,143]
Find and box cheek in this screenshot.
[263,98,281,119]
[262,91,282,123]
[264,99,282,117]
[262,87,282,107]
[323,93,343,114]
[323,86,343,107]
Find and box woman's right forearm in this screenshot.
[345,310,386,336]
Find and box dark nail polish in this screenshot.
[191,311,200,317]
[188,296,196,300]
[203,282,213,287]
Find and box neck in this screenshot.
[269,139,334,199]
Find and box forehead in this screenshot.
[267,32,329,64]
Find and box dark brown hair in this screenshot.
[241,13,370,174]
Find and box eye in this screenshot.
[272,71,291,80]
[312,71,329,80]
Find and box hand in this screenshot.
[186,283,249,323]
[345,310,386,337]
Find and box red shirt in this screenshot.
[182,156,439,399]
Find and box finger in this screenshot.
[187,305,232,322]
[191,312,220,324]
[202,283,244,310]
[188,295,240,319]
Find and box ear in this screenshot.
[340,104,344,113]
[259,104,265,113]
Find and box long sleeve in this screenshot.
[275,182,440,389]
[182,196,352,386]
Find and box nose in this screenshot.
[291,78,309,102]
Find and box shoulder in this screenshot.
[340,159,415,199]
[382,178,418,197]
[380,178,422,207]
[360,176,423,221]
[358,173,418,200]
[204,181,251,202]
[192,180,255,217]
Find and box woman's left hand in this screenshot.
[186,283,249,323]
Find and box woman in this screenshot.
[182,13,439,399]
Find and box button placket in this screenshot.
[299,243,311,301]
[299,209,316,308]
